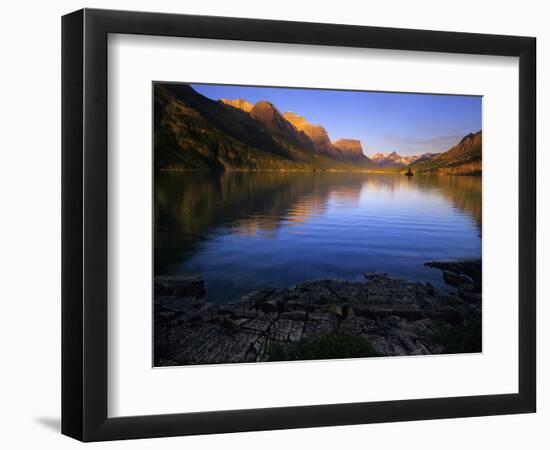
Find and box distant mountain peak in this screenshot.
[219,98,253,113]
[333,139,366,160]
[370,151,401,159]
[334,138,361,145]
[369,151,440,168]
[333,139,362,152]
[370,152,386,161]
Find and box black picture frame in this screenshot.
[62,8,536,442]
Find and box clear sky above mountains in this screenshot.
[192,83,482,157]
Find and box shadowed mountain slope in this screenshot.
[410,131,482,175]
[154,84,316,171]
[155,84,376,171]
[283,112,375,167]
[283,112,340,157]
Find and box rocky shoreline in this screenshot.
[154,260,481,366]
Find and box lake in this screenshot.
[154,172,481,304]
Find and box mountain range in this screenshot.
[154,83,481,175]
[369,151,440,168]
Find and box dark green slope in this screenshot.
[410,131,482,175]
[155,84,314,171]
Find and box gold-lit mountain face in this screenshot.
[154,83,481,175]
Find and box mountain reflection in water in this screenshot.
[155,172,481,304]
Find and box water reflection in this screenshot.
[155,172,481,303]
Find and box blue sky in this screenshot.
[192,83,482,157]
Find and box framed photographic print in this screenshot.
[62,8,536,441]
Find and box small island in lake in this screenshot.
[154,82,482,366]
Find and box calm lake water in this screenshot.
[155,172,481,304]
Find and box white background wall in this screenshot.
[0,0,546,448]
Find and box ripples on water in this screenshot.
[155,172,481,304]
